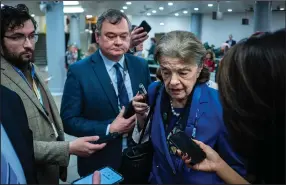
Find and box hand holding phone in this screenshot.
[72,166,124,184]
[169,131,206,165]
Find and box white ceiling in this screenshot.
[2,0,286,17]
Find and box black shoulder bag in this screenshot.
[120,83,161,184]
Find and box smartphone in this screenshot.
[89,133,119,144]
[123,83,148,119]
[138,83,148,103]
[169,131,206,165]
[72,166,124,184]
[138,20,151,33]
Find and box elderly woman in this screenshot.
[179,29,285,184]
[132,31,246,184]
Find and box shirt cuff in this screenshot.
[106,124,111,135]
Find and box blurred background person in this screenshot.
[147,37,156,59]
[225,34,236,47]
[133,42,144,58]
[180,29,285,184]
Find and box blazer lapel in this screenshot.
[34,65,63,129]
[1,59,49,120]
[125,56,139,96]
[91,51,119,114]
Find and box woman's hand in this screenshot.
[132,92,149,129]
[132,92,149,117]
[177,139,224,172]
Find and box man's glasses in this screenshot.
[4,34,39,44]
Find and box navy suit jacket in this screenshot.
[0,85,38,184]
[60,50,151,176]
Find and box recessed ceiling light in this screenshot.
[174,13,179,16]
[31,14,35,17]
[228,9,232,12]
[126,2,132,5]
[1,4,4,7]
[159,7,164,10]
[123,6,128,9]
[63,7,84,13]
[86,15,93,18]
[208,4,213,7]
[183,10,188,14]
[63,1,79,6]
[168,2,173,6]
[120,10,124,12]
[152,10,157,13]
[160,22,164,26]
[194,8,199,11]
[147,13,151,16]
[280,8,285,10]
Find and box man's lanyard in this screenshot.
[12,65,43,106]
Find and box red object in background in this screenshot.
[204,59,215,72]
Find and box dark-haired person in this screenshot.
[0,4,106,184]
[132,31,246,184]
[147,37,156,59]
[60,9,151,182]
[179,29,285,184]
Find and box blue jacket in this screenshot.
[147,81,246,184]
[60,50,151,176]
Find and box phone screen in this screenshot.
[73,167,123,184]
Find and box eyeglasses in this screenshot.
[4,34,39,44]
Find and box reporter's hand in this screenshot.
[130,27,149,49]
[177,139,224,172]
[109,106,136,134]
[69,136,106,157]
[93,171,101,184]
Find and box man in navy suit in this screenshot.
[60,9,152,180]
[225,34,236,47]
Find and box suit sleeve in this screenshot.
[60,67,113,137]
[144,59,152,86]
[33,141,70,167]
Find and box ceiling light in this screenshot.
[194,8,199,11]
[168,2,173,6]
[208,4,213,7]
[1,4,4,7]
[120,10,124,12]
[174,13,179,16]
[147,13,151,16]
[63,1,79,6]
[183,10,188,14]
[31,14,35,17]
[159,7,164,10]
[228,9,232,12]
[63,6,84,13]
[126,2,132,5]
[123,6,128,9]
[152,10,157,13]
[160,22,164,26]
[280,8,285,10]
[86,15,93,18]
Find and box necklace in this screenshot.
[170,100,180,117]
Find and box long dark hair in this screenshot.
[217,29,285,183]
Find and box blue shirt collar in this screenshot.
[99,49,125,71]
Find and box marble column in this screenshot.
[45,1,66,95]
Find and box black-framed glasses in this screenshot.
[4,34,39,44]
